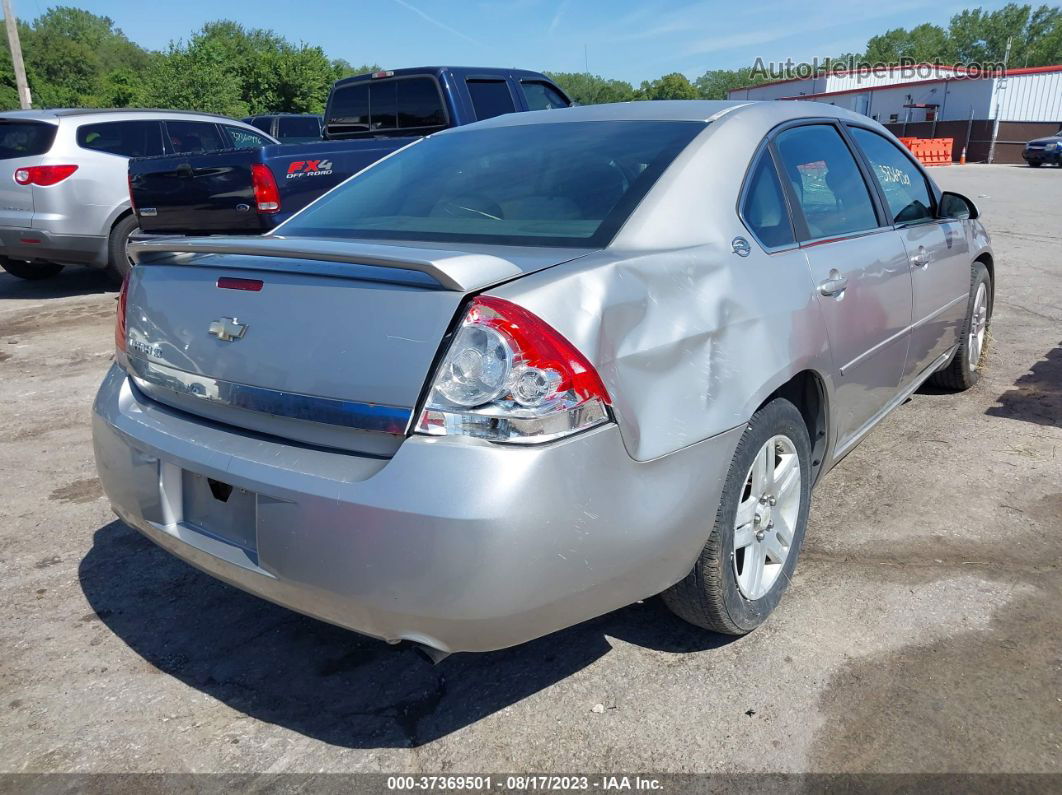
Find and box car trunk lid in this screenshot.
[0,119,58,228]
[123,236,592,455]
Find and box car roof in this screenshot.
[0,108,237,123]
[244,113,322,118]
[443,99,879,132]
[333,65,552,88]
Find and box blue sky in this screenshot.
[65,0,1015,84]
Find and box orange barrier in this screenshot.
[896,137,954,166]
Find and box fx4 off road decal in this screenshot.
[286,159,334,179]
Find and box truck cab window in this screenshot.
[521,81,569,111]
[467,79,516,120]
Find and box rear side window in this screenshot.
[0,121,57,159]
[165,121,225,154]
[467,79,516,120]
[849,127,935,225]
[248,117,272,134]
[327,77,446,136]
[774,124,879,239]
[223,125,272,149]
[76,121,164,158]
[521,81,569,111]
[741,152,794,249]
[276,116,322,142]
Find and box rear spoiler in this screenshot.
[128,235,524,292]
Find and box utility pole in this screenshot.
[987,36,1012,165]
[2,0,30,109]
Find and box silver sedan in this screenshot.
[93,100,993,656]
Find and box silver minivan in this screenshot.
[0,109,276,282]
[93,100,993,657]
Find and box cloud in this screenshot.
[388,0,487,47]
[548,0,571,36]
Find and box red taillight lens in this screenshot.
[250,163,280,213]
[416,296,612,444]
[14,165,78,186]
[115,275,129,353]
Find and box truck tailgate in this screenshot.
[130,149,264,235]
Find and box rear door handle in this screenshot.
[910,247,930,268]
[818,270,848,297]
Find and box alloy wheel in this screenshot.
[733,434,802,600]
[968,282,988,371]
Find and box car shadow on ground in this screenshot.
[986,344,1061,428]
[0,267,115,300]
[80,520,734,748]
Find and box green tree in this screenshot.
[695,67,769,100]
[949,4,1062,66]
[143,21,340,115]
[332,59,379,79]
[544,71,637,104]
[145,37,246,115]
[639,72,698,100]
[864,23,954,64]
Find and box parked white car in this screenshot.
[0,109,277,282]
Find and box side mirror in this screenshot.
[938,191,978,221]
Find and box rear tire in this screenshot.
[0,258,64,280]
[1028,161,1042,168]
[928,261,991,391]
[662,398,812,635]
[106,213,140,283]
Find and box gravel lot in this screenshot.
[0,164,1059,776]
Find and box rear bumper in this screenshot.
[0,226,107,267]
[92,364,742,653]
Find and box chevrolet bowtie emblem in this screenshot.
[208,317,248,342]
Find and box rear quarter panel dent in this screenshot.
[492,243,833,462]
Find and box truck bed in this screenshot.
[129,138,413,235]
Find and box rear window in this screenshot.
[327,77,446,137]
[0,121,57,159]
[248,117,272,134]
[76,120,164,158]
[277,116,322,142]
[467,79,516,120]
[279,120,704,248]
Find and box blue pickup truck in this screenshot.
[129,66,571,235]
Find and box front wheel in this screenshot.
[662,398,812,635]
[0,257,64,280]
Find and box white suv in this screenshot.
[0,109,277,282]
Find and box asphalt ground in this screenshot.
[0,164,1059,778]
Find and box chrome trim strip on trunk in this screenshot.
[125,355,412,435]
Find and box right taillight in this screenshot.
[416,296,612,444]
[250,163,280,213]
[115,275,129,354]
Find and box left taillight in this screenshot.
[416,296,612,444]
[14,165,78,186]
[114,275,129,354]
[250,163,280,213]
